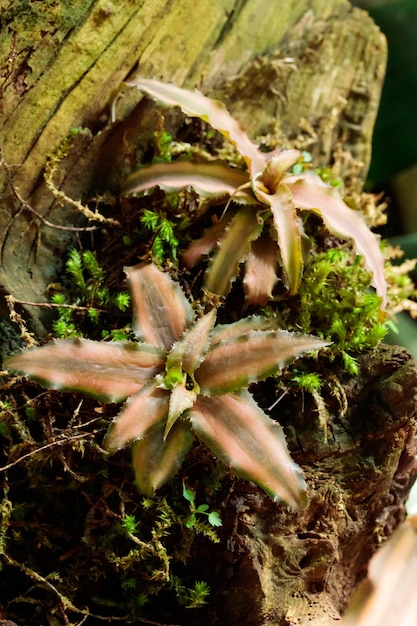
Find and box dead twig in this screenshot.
[0,432,96,473]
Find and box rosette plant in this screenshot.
[4,263,329,508]
[123,78,387,307]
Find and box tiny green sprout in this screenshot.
[25,406,36,422]
[82,250,104,281]
[70,127,89,137]
[101,328,132,341]
[52,317,78,338]
[185,580,211,608]
[121,577,137,591]
[292,151,312,175]
[163,367,184,390]
[142,498,154,510]
[291,371,322,394]
[66,249,86,290]
[51,292,66,306]
[153,130,174,163]
[122,514,140,535]
[136,592,149,606]
[140,210,180,263]
[315,166,343,189]
[182,483,222,529]
[140,209,159,231]
[0,419,10,438]
[341,352,359,376]
[87,307,100,322]
[113,292,130,312]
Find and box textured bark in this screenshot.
[187,345,417,625]
[2,3,410,626]
[0,0,385,333]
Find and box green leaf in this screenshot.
[182,484,195,504]
[205,206,262,297]
[125,263,194,350]
[4,339,164,402]
[196,330,329,395]
[186,513,197,529]
[131,419,194,496]
[190,391,308,508]
[208,511,223,527]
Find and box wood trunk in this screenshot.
[2,3,415,626]
[1,0,385,334]
[186,345,417,625]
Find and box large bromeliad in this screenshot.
[5,263,329,508]
[122,78,387,307]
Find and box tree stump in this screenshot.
[0,0,385,332]
[187,345,417,625]
[2,3,415,626]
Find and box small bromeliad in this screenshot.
[5,263,329,509]
[122,78,387,308]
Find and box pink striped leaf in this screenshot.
[209,315,281,345]
[4,338,164,402]
[243,236,279,305]
[189,391,307,508]
[127,77,266,178]
[166,309,216,375]
[122,160,250,200]
[181,209,235,268]
[132,419,194,496]
[342,516,417,625]
[257,184,303,295]
[286,176,387,308]
[126,263,194,350]
[104,381,169,452]
[196,330,329,395]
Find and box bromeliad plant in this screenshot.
[4,263,329,509]
[123,78,387,307]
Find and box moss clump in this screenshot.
[49,249,131,339]
[0,384,223,625]
[269,247,387,374]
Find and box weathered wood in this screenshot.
[184,345,417,625]
[0,0,385,333]
[1,4,403,626]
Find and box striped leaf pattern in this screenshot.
[5,263,328,506]
[125,78,387,308]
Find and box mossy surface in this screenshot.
[2,91,412,622]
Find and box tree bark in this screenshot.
[188,345,417,625]
[2,3,413,626]
[0,0,385,333]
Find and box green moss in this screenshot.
[271,248,387,373]
[50,249,131,339]
[0,385,220,623]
